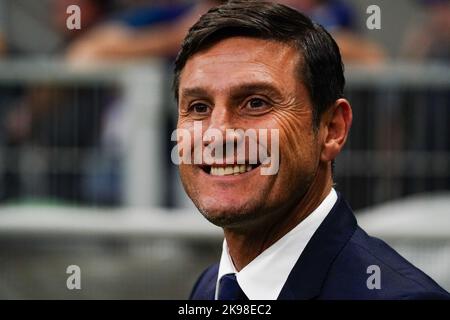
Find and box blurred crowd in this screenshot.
[0,0,449,206]
[0,0,446,63]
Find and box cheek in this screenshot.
[271,110,319,177]
[177,118,194,130]
[178,164,190,184]
[179,164,200,197]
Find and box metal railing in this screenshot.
[0,59,166,207]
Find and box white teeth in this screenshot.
[210,164,252,176]
[210,167,224,176]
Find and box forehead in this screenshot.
[179,37,301,94]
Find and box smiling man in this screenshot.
[173,0,450,300]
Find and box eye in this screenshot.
[246,98,270,110]
[190,103,210,114]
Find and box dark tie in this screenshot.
[217,273,248,300]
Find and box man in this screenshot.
[173,0,450,299]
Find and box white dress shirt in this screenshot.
[215,188,338,300]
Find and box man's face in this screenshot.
[177,37,321,228]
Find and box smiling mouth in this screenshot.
[200,163,261,176]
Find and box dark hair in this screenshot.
[173,0,345,127]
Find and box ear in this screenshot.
[320,98,352,162]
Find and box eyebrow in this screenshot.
[180,82,284,103]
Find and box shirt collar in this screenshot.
[215,188,338,300]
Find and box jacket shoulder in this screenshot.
[189,263,219,300]
[320,226,450,299]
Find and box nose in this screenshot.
[203,105,243,152]
[207,104,233,134]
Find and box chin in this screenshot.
[195,197,264,228]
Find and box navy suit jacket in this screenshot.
[190,193,450,300]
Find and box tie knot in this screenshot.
[218,273,248,300]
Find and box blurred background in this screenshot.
[0,0,449,299]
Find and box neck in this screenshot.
[224,163,333,271]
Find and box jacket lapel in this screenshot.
[278,193,357,299]
[202,272,217,300]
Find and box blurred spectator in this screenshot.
[65,0,385,65]
[0,1,6,56]
[1,0,114,204]
[279,0,386,64]
[66,0,223,62]
[53,0,113,44]
[401,0,450,62]
[4,0,113,144]
[0,0,111,57]
[399,1,450,200]
[281,0,355,30]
